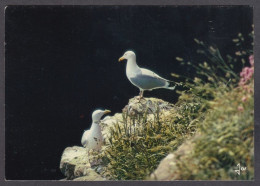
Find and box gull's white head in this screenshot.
[92,109,111,123]
[118,51,136,62]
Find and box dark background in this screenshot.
[5,6,253,180]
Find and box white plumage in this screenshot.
[81,109,111,151]
[119,51,175,98]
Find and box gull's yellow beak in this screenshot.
[104,110,111,114]
[118,56,125,62]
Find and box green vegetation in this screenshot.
[98,28,254,180]
[172,79,254,180]
[99,100,199,180]
[171,27,254,180]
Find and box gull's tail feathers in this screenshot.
[165,80,184,90]
[165,81,176,90]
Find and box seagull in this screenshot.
[81,109,111,151]
[118,51,175,99]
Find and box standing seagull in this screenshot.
[81,109,111,151]
[118,51,175,98]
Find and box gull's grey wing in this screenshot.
[130,73,168,90]
[141,68,169,82]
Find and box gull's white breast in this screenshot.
[81,124,103,150]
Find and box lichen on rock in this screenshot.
[60,146,90,180]
[123,96,174,115]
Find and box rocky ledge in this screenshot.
[59,96,175,181]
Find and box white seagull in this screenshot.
[81,109,111,151]
[118,51,175,98]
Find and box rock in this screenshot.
[123,97,174,116]
[149,137,196,180]
[60,146,108,180]
[150,153,176,180]
[60,146,90,180]
[73,169,106,181]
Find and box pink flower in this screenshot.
[249,55,254,67]
[244,67,250,75]
[249,68,254,74]
[242,96,247,102]
[238,106,244,112]
[239,57,254,86]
